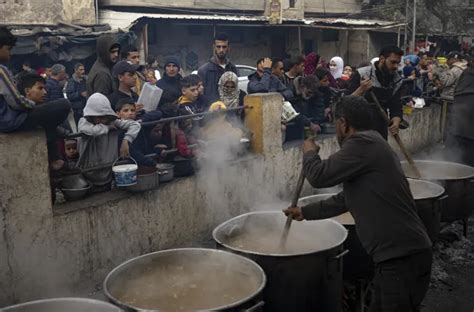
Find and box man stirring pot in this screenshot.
[284,96,432,312]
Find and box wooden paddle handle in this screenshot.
[369,92,421,178]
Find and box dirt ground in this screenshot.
[422,218,474,312]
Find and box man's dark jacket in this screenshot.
[452,67,474,139]
[247,69,294,101]
[156,73,182,107]
[45,78,64,102]
[301,130,431,263]
[86,35,119,97]
[66,74,87,110]
[198,56,239,103]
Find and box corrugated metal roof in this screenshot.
[100,9,405,31]
[100,10,269,30]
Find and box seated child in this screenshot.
[115,98,164,169]
[63,138,79,170]
[77,93,140,192]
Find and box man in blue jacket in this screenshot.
[66,63,87,123]
[248,57,294,101]
[45,64,67,101]
[198,33,239,103]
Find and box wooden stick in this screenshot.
[369,92,421,178]
[280,166,306,248]
[440,100,448,144]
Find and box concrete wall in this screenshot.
[0,94,441,307]
[100,0,360,14]
[0,0,96,26]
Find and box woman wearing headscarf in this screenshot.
[304,52,320,76]
[218,71,245,109]
[320,58,338,88]
[329,56,344,80]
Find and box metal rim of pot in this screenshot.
[212,211,348,258]
[406,178,445,200]
[1,297,121,311]
[103,247,267,312]
[401,160,474,180]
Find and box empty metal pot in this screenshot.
[156,163,174,183]
[213,211,348,312]
[2,298,121,312]
[104,248,266,312]
[402,160,474,235]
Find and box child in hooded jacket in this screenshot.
[77,93,141,191]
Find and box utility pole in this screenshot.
[411,0,417,53]
[404,0,417,52]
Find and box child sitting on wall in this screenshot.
[77,93,141,192]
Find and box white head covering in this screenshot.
[83,93,116,117]
[330,56,344,79]
[218,71,241,109]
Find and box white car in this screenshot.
[191,65,256,93]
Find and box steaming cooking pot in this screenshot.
[2,298,121,312]
[407,178,447,242]
[402,160,474,235]
[213,211,348,312]
[298,194,373,282]
[104,248,266,312]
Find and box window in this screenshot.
[289,0,296,8]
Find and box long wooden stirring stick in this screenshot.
[369,92,422,179]
[280,162,307,248]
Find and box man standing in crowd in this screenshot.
[86,34,120,97]
[108,60,139,110]
[66,63,88,124]
[45,64,67,102]
[349,45,404,139]
[121,45,146,95]
[248,57,293,101]
[271,58,286,81]
[284,96,432,312]
[198,33,239,103]
[282,56,305,95]
[439,51,467,100]
[157,57,183,106]
[0,27,70,170]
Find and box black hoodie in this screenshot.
[86,35,120,97]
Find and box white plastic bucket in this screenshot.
[112,158,138,187]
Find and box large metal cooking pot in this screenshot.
[213,211,348,312]
[408,178,447,243]
[298,194,373,282]
[402,160,474,235]
[103,248,266,312]
[2,298,121,312]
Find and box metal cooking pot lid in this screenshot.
[407,178,445,200]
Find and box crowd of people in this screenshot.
[1,25,473,202]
